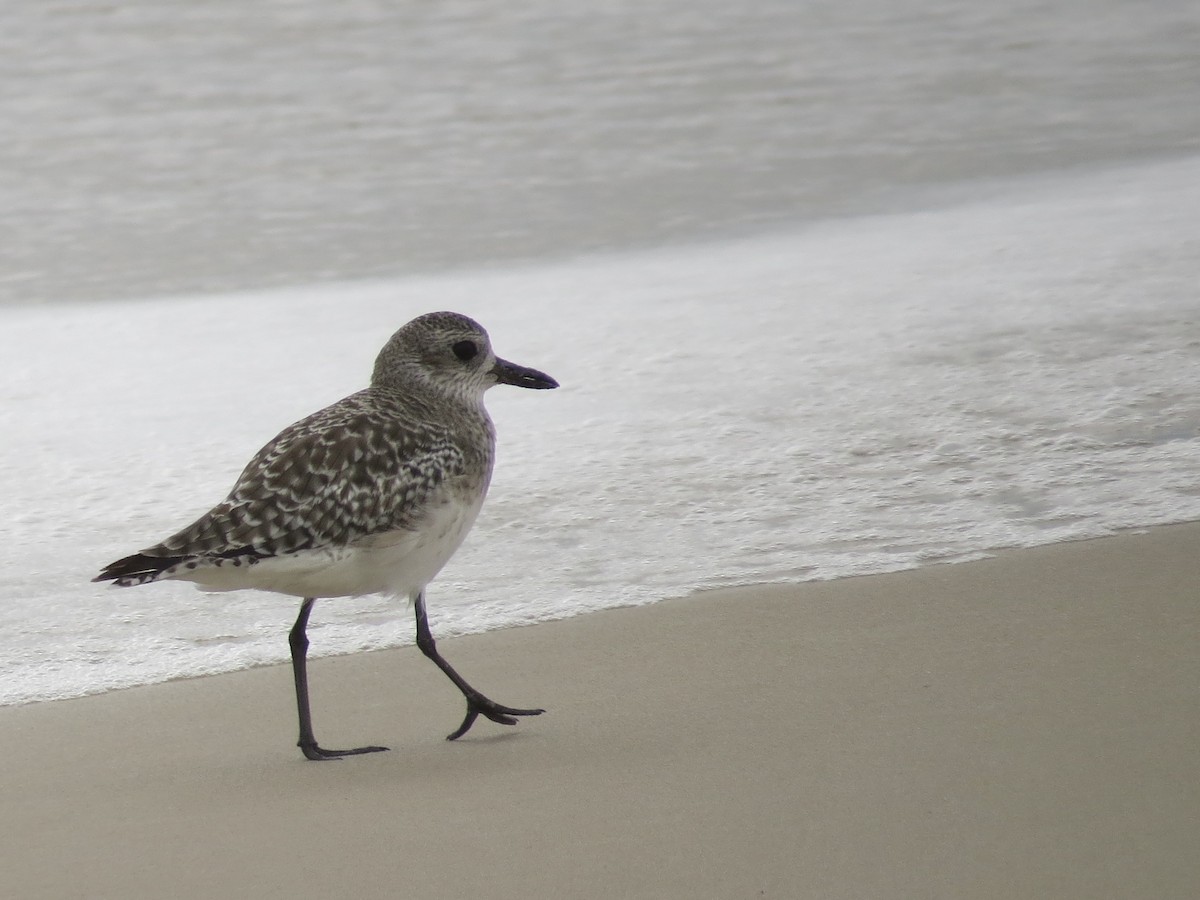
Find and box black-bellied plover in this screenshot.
[94,311,558,759]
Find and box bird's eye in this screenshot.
[452,340,479,362]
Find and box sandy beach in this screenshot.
[2,523,1197,899]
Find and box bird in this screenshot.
[94,311,558,759]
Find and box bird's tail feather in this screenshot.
[93,552,182,587]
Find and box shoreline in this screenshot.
[3,523,1198,898]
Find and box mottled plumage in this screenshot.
[95,311,558,757]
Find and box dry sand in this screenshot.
[2,524,1197,899]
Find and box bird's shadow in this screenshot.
[448,729,529,747]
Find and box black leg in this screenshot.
[289,597,389,760]
[413,591,544,741]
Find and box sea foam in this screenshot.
[1,156,1198,704]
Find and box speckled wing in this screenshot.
[95,392,465,583]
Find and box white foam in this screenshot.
[2,156,1199,704]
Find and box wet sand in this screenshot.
[2,524,1197,898]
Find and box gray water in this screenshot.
[2,0,1198,305]
[4,0,1200,704]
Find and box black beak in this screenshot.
[492,357,559,390]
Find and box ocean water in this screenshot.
[3,0,1199,303]
[2,156,1199,704]
[1,1,1198,704]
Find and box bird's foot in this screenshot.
[299,741,390,761]
[446,693,545,741]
